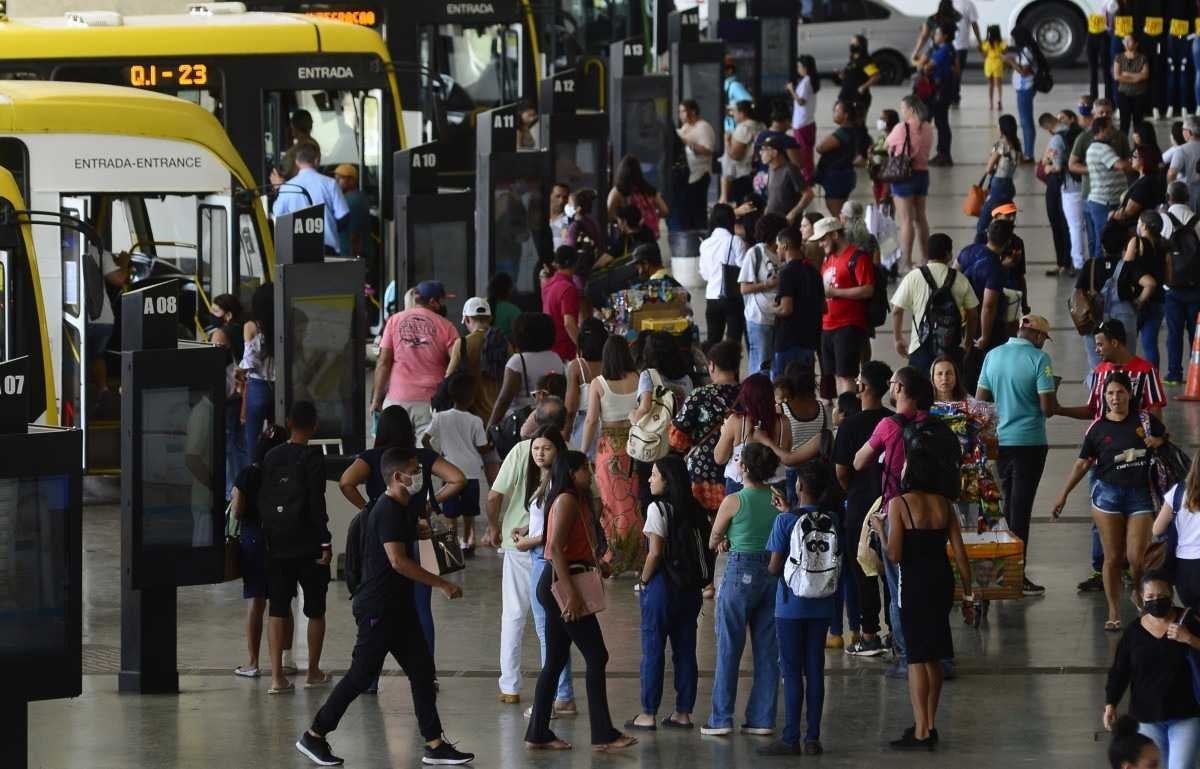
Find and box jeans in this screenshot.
[772,345,815,381]
[244,377,273,460]
[777,617,830,744]
[1139,299,1166,372]
[1193,36,1200,108]
[313,612,442,740]
[526,564,620,745]
[746,320,775,375]
[1062,189,1088,269]
[1082,332,1102,379]
[882,520,907,662]
[639,572,702,715]
[1168,36,1191,112]
[1139,717,1200,769]
[708,552,778,729]
[1089,32,1114,100]
[1165,288,1200,381]
[705,298,745,347]
[977,176,1016,239]
[225,397,247,500]
[1016,88,1036,160]
[997,444,1049,561]
[1046,174,1072,269]
[531,551,574,702]
[1086,200,1117,259]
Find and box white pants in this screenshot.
[383,398,433,437]
[1061,189,1087,270]
[498,548,534,695]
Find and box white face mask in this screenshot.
[401,471,424,496]
[563,202,577,219]
[876,119,888,131]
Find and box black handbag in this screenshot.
[721,238,744,313]
[488,353,532,456]
[876,123,912,184]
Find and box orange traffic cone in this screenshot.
[1180,312,1200,402]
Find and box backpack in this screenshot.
[1032,47,1053,94]
[626,370,676,462]
[84,246,106,322]
[661,502,716,591]
[848,250,889,328]
[479,326,509,382]
[893,414,962,500]
[1165,212,1200,288]
[431,331,468,412]
[257,444,319,558]
[782,509,841,599]
[344,503,371,596]
[915,266,963,356]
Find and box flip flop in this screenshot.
[304,672,333,689]
[268,682,295,694]
[661,717,694,730]
[525,740,572,751]
[593,736,638,752]
[234,666,260,678]
[1105,620,1123,632]
[623,718,656,731]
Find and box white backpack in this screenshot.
[783,510,841,599]
[626,369,676,463]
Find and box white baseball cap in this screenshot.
[463,297,492,318]
[808,217,844,242]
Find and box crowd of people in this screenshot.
[199,13,1200,768]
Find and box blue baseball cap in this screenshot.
[415,280,448,301]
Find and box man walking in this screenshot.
[890,232,979,373]
[975,314,1058,596]
[959,218,1014,393]
[815,217,875,394]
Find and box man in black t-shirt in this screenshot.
[832,360,894,656]
[297,448,473,767]
[772,225,826,378]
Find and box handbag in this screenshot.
[418,520,466,576]
[962,173,990,217]
[721,238,744,313]
[876,123,912,184]
[1069,260,1102,335]
[857,497,884,577]
[223,501,241,582]
[549,502,607,617]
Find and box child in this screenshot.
[762,461,839,757]
[980,24,1006,110]
[423,372,490,553]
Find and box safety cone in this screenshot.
[1179,312,1200,402]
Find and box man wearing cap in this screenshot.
[975,313,1058,596]
[372,280,460,435]
[763,134,813,224]
[272,142,350,255]
[447,297,508,436]
[334,163,370,262]
[814,216,874,394]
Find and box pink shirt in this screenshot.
[379,306,460,402]
[885,119,934,172]
[867,410,928,504]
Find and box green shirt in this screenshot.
[490,438,533,552]
[493,300,521,341]
[727,486,779,552]
[977,337,1056,447]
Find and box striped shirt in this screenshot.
[1087,358,1166,418]
[1086,140,1128,206]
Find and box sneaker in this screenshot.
[296,732,344,766]
[741,724,774,736]
[884,661,909,679]
[756,739,803,756]
[1022,578,1045,596]
[825,633,844,649]
[423,740,475,765]
[1164,378,1184,386]
[903,725,940,744]
[1077,572,1104,592]
[700,723,733,736]
[846,636,887,657]
[890,732,935,751]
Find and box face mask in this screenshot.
[564,202,577,219]
[1145,597,1172,618]
[400,471,424,496]
[876,119,888,131]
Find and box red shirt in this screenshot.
[1087,357,1166,418]
[821,244,874,331]
[541,271,581,361]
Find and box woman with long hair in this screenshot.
[1113,143,1164,227]
[487,312,564,434]
[239,282,276,461]
[872,447,973,750]
[1153,448,1200,607]
[815,99,869,217]
[1114,32,1151,135]
[211,293,247,499]
[1006,25,1046,161]
[1052,371,1168,630]
[698,203,748,346]
[714,373,791,494]
[581,336,642,573]
[525,450,636,752]
[608,153,670,232]
[565,317,607,457]
[625,454,707,731]
[887,95,935,269]
[788,55,820,180]
[976,114,1022,238]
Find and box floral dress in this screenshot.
[669,382,739,513]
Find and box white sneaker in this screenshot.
[523,705,559,720]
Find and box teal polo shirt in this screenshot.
[978,337,1056,447]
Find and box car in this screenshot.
[799,0,923,85]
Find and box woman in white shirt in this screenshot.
[1153,454,1200,608]
[698,203,748,347]
[739,214,788,376]
[787,55,820,181]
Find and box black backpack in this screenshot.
[849,250,889,328]
[661,502,716,591]
[916,266,963,356]
[257,444,318,558]
[1165,213,1200,288]
[344,503,371,596]
[893,414,962,500]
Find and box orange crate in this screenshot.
[946,529,1025,601]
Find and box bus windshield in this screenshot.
[287,89,384,192]
[428,24,525,109]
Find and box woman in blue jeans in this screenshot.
[625,455,705,731]
[240,282,276,460]
[702,443,782,736]
[758,461,837,756]
[1006,26,1042,162]
[976,114,1021,238]
[1104,572,1200,769]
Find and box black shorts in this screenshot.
[266,554,331,619]
[821,326,866,378]
[441,479,480,519]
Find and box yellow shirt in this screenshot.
[980,41,1006,67]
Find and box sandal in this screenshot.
[624,718,657,731]
[304,672,333,688]
[234,666,260,678]
[267,682,295,694]
[525,739,572,751]
[593,734,638,752]
[1105,619,1123,632]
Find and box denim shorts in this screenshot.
[820,167,857,199]
[1091,479,1155,517]
[891,169,930,198]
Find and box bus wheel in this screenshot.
[873,50,909,87]
[1020,2,1086,67]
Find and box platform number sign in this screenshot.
[122,279,182,351]
[403,146,439,193]
[490,106,520,152]
[0,355,31,434]
[544,71,578,114]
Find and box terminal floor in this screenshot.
[31,82,1200,768]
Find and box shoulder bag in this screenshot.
[488,353,532,457]
[1069,260,1102,335]
[549,498,607,617]
[876,123,912,184]
[962,173,991,218]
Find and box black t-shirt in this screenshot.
[1106,613,1200,723]
[775,259,824,351]
[1125,176,1163,215]
[832,407,894,516]
[233,463,263,522]
[839,55,877,104]
[1080,412,1166,486]
[352,492,419,618]
[1134,235,1167,302]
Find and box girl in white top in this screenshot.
[565,318,607,458]
[488,312,565,431]
[1153,455,1200,607]
[713,374,791,491]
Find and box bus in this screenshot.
[0,80,275,472]
[0,4,405,292]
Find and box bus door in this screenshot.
[57,196,89,439]
[198,194,234,319]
